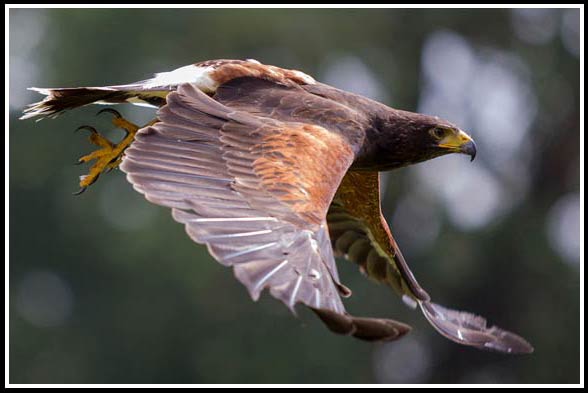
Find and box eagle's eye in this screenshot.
[430,127,449,140]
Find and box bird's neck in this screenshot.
[352,110,429,171]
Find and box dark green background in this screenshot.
[9,8,580,384]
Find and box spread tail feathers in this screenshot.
[20,86,167,120]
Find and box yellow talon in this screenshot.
[74,109,149,194]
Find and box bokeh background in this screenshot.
[9,8,581,384]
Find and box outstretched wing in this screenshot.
[120,83,410,341]
[327,171,534,353]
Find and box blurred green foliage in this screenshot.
[9,8,580,384]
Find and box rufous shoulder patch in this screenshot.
[195,59,316,90]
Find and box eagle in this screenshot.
[22,59,532,354]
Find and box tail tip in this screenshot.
[19,88,58,120]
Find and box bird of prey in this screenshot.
[22,59,532,354]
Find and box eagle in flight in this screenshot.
[22,59,532,354]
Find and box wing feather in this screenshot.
[327,171,534,353]
[121,82,410,341]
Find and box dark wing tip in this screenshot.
[311,307,412,342]
[420,301,534,354]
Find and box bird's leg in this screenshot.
[74,109,156,195]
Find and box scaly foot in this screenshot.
[74,109,144,195]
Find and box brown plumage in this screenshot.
[22,59,531,353]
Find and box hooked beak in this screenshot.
[438,130,477,161]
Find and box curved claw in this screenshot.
[72,187,87,196]
[75,125,98,135]
[71,112,143,194]
[96,108,122,118]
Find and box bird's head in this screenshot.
[419,117,477,162]
[356,111,477,171]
